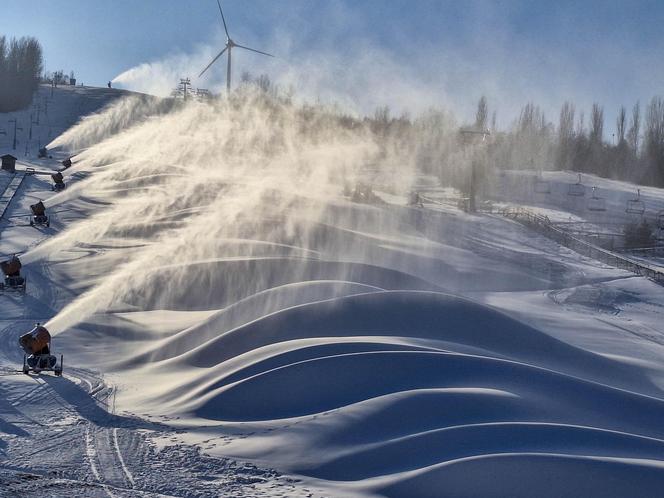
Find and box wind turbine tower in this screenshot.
[199,0,274,94]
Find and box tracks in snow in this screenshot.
[0,358,304,497]
[84,423,135,494]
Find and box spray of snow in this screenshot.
[35,91,428,333]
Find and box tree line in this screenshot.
[0,35,43,112]
[482,97,664,188]
[326,90,664,190]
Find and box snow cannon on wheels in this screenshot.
[19,324,63,376]
[0,255,26,293]
[351,182,384,205]
[29,201,50,228]
[51,172,66,191]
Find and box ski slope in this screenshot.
[2,87,664,497]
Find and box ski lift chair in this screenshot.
[656,211,664,241]
[534,174,551,194]
[587,187,606,212]
[568,173,585,197]
[626,189,645,215]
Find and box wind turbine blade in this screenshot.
[198,46,228,77]
[217,0,230,38]
[234,44,275,58]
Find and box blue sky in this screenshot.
[3,1,664,128]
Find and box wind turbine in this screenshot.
[199,0,274,94]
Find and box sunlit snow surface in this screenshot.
[2,86,664,497]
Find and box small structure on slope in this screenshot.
[1,154,17,173]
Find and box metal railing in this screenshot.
[502,206,664,285]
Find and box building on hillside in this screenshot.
[1,154,17,172]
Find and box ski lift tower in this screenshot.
[179,78,191,101]
[458,127,491,213]
[8,119,23,151]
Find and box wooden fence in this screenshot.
[502,207,664,285]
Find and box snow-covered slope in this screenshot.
[2,89,664,497]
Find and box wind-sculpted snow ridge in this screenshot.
[26,91,664,497]
[61,290,664,497]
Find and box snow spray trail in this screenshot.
[28,89,435,333]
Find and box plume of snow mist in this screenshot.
[112,45,223,98]
[48,95,180,153]
[39,88,420,333]
[32,75,485,336]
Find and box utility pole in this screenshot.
[9,119,23,151]
[27,111,39,155]
[179,78,191,101]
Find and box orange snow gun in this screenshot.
[19,325,51,355]
[19,325,63,376]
